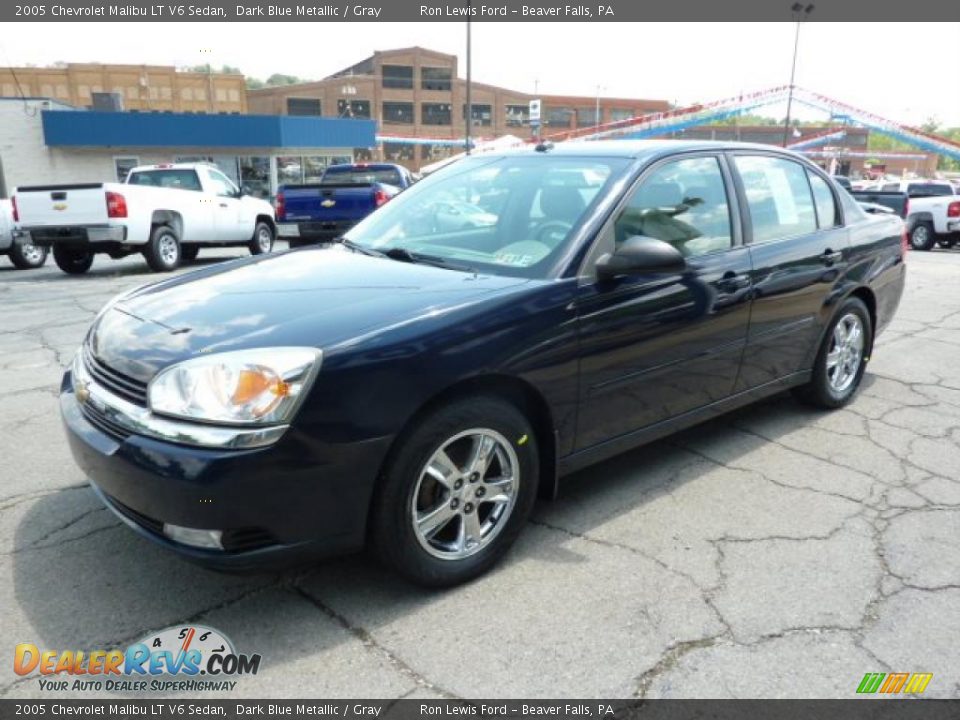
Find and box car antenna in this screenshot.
[535,140,554,152]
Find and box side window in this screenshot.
[206,169,237,198]
[735,156,817,243]
[808,171,839,228]
[615,156,732,258]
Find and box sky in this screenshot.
[3,22,959,127]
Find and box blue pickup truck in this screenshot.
[276,163,415,247]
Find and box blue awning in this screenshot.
[41,110,376,149]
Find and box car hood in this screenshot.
[88,246,530,384]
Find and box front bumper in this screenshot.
[24,225,126,246]
[60,366,392,570]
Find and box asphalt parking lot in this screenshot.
[1,245,958,700]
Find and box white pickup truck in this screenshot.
[13,163,277,274]
[868,179,960,250]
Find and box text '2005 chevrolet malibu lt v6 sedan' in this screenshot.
[61,141,906,586]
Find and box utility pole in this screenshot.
[465,2,472,154]
[783,3,814,147]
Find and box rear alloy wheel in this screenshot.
[249,221,274,255]
[909,222,936,251]
[793,296,872,409]
[143,225,181,272]
[9,241,48,270]
[52,246,94,275]
[371,396,539,587]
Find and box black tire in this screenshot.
[370,396,540,587]
[181,244,200,262]
[143,225,181,272]
[9,241,48,270]
[52,245,94,275]
[249,221,274,255]
[909,222,936,251]
[793,296,873,409]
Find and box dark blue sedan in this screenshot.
[61,141,906,586]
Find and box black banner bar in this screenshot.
[4,0,960,22]
[2,700,960,720]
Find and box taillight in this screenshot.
[105,191,127,218]
[10,196,18,222]
[374,189,389,207]
[948,201,960,218]
[275,191,285,220]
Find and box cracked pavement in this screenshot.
[1,247,958,699]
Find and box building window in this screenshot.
[160,87,172,100]
[383,143,415,162]
[114,156,139,183]
[546,106,574,126]
[422,103,452,126]
[354,148,375,162]
[610,108,635,122]
[228,89,240,102]
[383,102,414,124]
[576,108,600,127]
[505,104,529,127]
[421,144,455,162]
[421,67,452,92]
[277,156,304,184]
[337,99,371,119]
[239,156,271,199]
[382,65,414,89]
[216,88,227,102]
[181,87,193,100]
[303,156,329,184]
[286,97,321,116]
[463,104,493,127]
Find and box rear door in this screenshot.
[731,153,850,390]
[575,153,754,448]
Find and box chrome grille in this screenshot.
[82,346,148,406]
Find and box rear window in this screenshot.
[128,169,202,192]
[906,183,953,197]
[322,167,404,186]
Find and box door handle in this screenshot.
[716,272,750,292]
[821,249,844,265]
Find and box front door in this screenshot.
[729,154,850,390]
[205,167,246,242]
[575,154,754,449]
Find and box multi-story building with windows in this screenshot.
[247,47,671,170]
[0,63,247,114]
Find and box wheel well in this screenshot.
[255,215,276,235]
[378,375,559,504]
[151,210,183,239]
[848,286,877,357]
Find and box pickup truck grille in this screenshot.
[82,347,149,407]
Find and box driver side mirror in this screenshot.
[596,236,685,280]
[239,185,252,197]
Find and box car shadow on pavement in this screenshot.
[11,388,836,681]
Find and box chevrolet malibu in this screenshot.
[61,141,906,586]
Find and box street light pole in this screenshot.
[465,2,472,154]
[782,3,814,147]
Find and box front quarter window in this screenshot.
[344,155,628,278]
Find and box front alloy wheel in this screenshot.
[412,429,519,560]
[371,396,539,587]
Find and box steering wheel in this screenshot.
[535,220,574,246]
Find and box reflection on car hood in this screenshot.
[88,246,529,384]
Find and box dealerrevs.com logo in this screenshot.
[856,672,933,695]
[14,625,261,693]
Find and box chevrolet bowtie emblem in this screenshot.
[53,203,68,211]
[321,199,336,208]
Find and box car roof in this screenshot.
[476,139,809,161]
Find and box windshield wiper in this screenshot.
[331,236,386,258]
[382,247,475,273]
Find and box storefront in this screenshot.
[0,98,376,200]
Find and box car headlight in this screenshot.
[148,348,322,426]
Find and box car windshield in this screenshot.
[323,167,404,186]
[343,154,629,278]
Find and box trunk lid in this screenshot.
[14,184,111,227]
